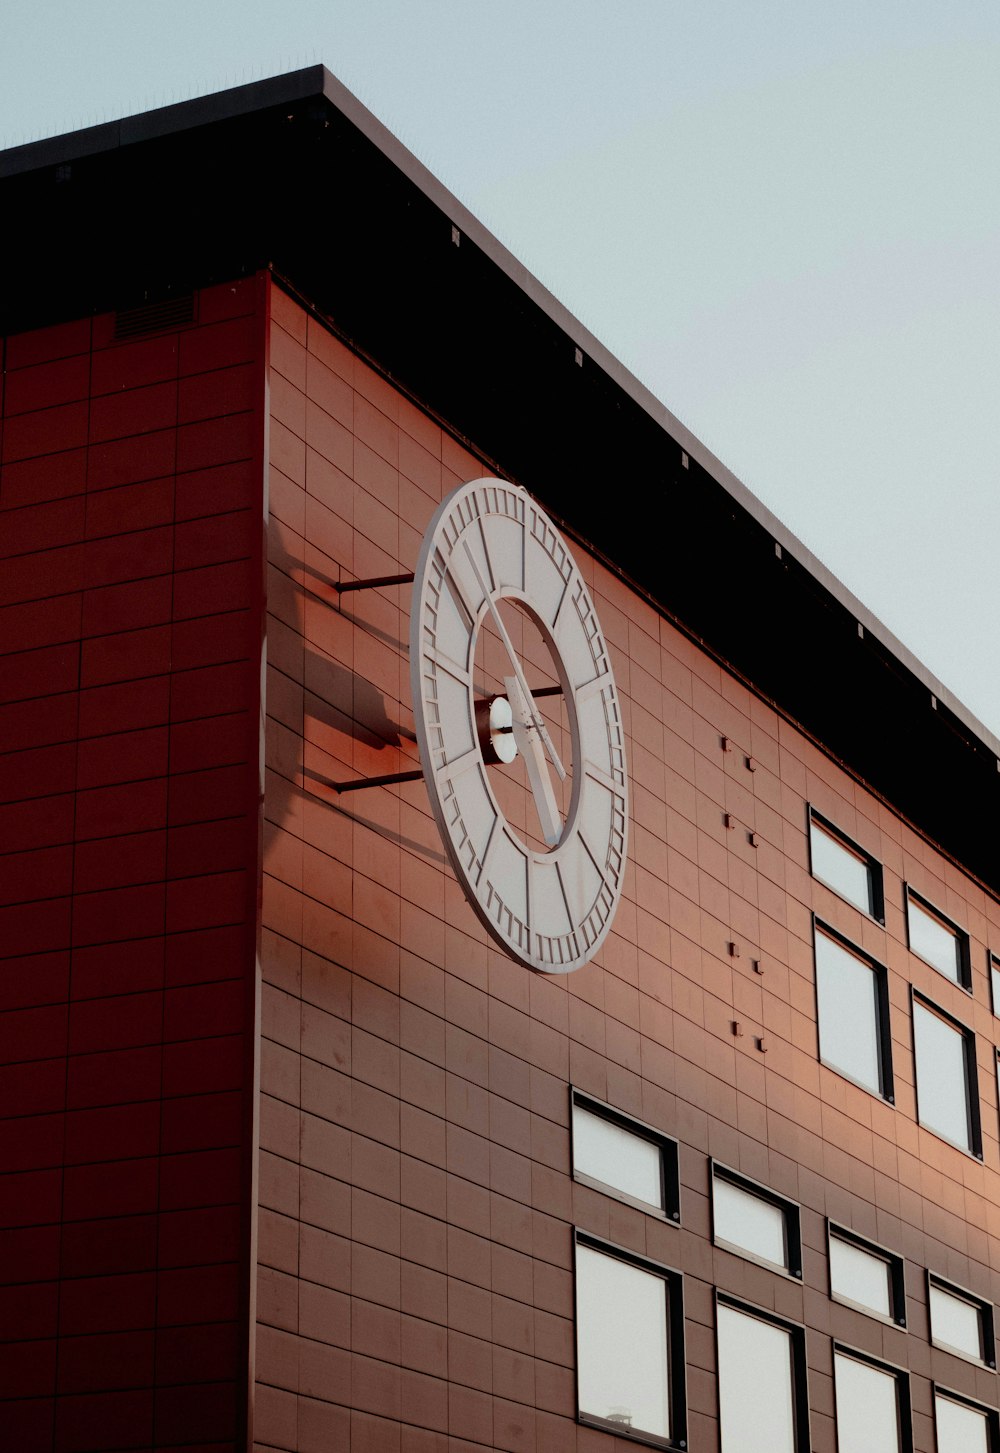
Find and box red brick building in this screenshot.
[2,67,1000,1453]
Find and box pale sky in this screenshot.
[5,1,999,738]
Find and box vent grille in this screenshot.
[114,293,196,339]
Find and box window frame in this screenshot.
[807,806,885,922]
[827,1221,906,1327]
[927,1271,996,1369]
[933,1386,1000,1453]
[813,918,895,1103]
[573,1230,688,1450]
[905,885,972,991]
[832,1342,913,1453]
[910,989,982,1158]
[989,951,1000,1017]
[714,1293,811,1453]
[710,1162,803,1280]
[570,1087,680,1223]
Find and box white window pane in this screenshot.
[718,1304,795,1453]
[576,1244,670,1438]
[815,931,882,1094]
[811,821,872,913]
[930,1283,984,1360]
[829,1235,892,1318]
[913,1002,972,1150]
[714,1175,787,1268]
[992,961,1000,1016]
[834,1353,900,1453]
[908,896,961,982]
[573,1103,663,1208]
[935,1394,989,1453]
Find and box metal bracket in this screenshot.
[331,769,424,794]
[333,572,415,594]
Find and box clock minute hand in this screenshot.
[505,675,563,847]
[462,542,567,781]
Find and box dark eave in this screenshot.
[2,67,997,892]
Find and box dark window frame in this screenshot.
[904,884,972,991]
[832,1342,914,1453]
[910,989,983,1159]
[827,1220,907,1328]
[807,805,885,922]
[927,1270,997,1369]
[710,1161,803,1281]
[989,950,1000,1017]
[714,1292,811,1453]
[573,1230,688,1451]
[570,1087,681,1223]
[933,1385,1000,1453]
[812,917,895,1103]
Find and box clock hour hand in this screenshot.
[462,541,567,781]
[505,675,563,847]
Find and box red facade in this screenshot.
[1,278,267,1451]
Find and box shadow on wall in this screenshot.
[265,540,448,870]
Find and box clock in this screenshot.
[409,478,628,974]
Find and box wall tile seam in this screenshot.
[253,1367,552,1413]
[2,971,245,1006]
[63,828,251,871]
[1,562,255,623]
[72,600,255,637]
[254,1182,573,1262]
[2,425,257,473]
[2,1093,244,1130]
[258,1092,563,1156]
[0,401,256,453]
[256,1260,577,1316]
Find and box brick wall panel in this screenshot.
[8,266,997,1449]
[251,287,1000,1452]
[1,446,89,508]
[0,283,265,1445]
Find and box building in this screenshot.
[2,65,1000,1453]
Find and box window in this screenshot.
[912,994,981,1156]
[808,809,883,919]
[716,1299,809,1453]
[571,1090,680,1221]
[905,887,970,988]
[990,952,1000,1015]
[574,1234,686,1447]
[711,1165,802,1278]
[828,1224,905,1325]
[834,1348,911,1453]
[934,1390,998,1453]
[928,1275,995,1366]
[814,924,893,1100]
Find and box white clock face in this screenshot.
[409,478,628,974]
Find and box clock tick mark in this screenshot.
[584,759,627,801]
[440,745,482,789]
[426,643,472,688]
[443,558,479,626]
[576,671,613,704]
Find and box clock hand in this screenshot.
[505,675,563,846]
[462,541,567,781]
